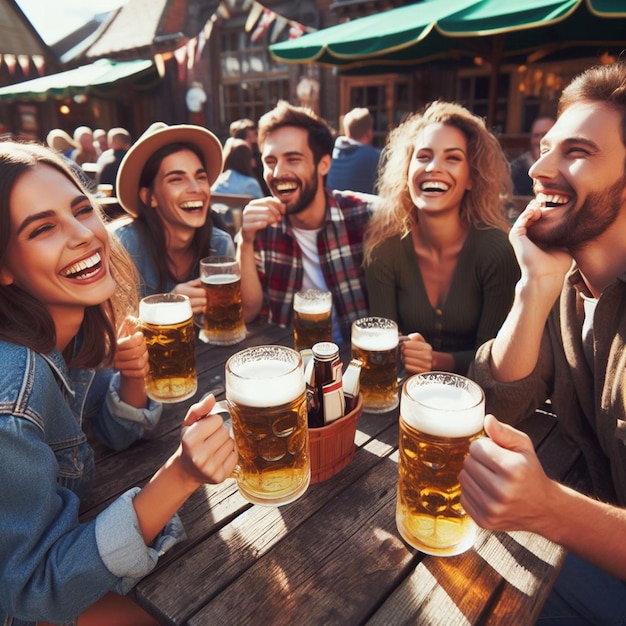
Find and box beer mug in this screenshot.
[293,289,332,352]
[139,293,197,403]
[220,345,310,506]
[351,317,399,413]
[200,256,246,345]
[396,372,485,556]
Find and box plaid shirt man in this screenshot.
[253,189,374,340]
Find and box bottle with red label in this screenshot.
[306,341,344,428]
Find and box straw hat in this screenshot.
[116,122,223,218]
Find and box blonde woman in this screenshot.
[364,101,520,375]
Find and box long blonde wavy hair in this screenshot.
[364,101,512,263]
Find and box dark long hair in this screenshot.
[135,142,215,290]
[0,142,138,367]
[223,139,256,178]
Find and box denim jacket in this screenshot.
[0,341,184,625]
[113,220,236,297]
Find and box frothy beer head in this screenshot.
[203,273,239,286]
[294,289,332,314]
[351,317,398,352]
[226,346,305,408]
[139,295,192,325]
[402,374,484,437]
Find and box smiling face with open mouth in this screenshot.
[527,102,626,249]
[408,122,473,216]
[262,126,327,217]
[146,148,211,232]
[1,164,115,324]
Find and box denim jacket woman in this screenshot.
[0,341,172,625]
[0,142,237,624]
[114,219,234,298]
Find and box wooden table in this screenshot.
[80,320,586,625]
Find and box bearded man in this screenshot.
[462,62,626,623]
[237,101,375,341]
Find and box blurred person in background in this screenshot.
[96,127,133,190]
[327,107,381,194]
[71,125,98,166]
[212,138,263,199]
[510,115,555,196]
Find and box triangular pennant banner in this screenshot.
[270,16,288,43]
[245,1,263,32]
[173,44,187,83]
[216,1,231,20]
[251,8,275,43]
[187,37,197,71]
[17,54,30,75]
[289,21,306,39]
[4,54,16,75]
[32,54,45,76]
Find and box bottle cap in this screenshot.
[312,341,339,360]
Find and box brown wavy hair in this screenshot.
[364,100,511,263]
[558,62,626,146]
[258,100,334,165]
[0,141,139,368]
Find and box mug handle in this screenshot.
[211,399,241,480]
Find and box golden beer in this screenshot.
[140,294,197,403]
[202,274,246,345]
[200,256,246,345]
[293,289,332,352]
[396,373,484,556]
[226,346,310,506]
[351,317,399,413]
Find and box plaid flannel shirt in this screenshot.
[253,189,375,340]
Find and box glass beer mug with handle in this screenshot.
[139,293,197,403]
[215,345,310,506]
[351,317,399,413]
[396,372,485,556]
[293,289,333,352]
[200,256,246,345]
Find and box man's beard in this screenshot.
[282,166,320,217]
[528,173,626,250]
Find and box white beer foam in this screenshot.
[352,330,398,352]
[140,300,191,325]
[294,292,332,314]
[294,299,331,314]
[201,273,239,285]
[227,359,305,407]
[402,382,484,437]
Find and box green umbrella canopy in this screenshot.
[0,58,156,102]
[270,0,626,126]
[270,0,626,70]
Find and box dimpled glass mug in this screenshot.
[200,256,246,345]
[216,345,310,506]
[396,372,485,556]
[292,289,333,352]
[351,317,399,413]
[139,293,197,403]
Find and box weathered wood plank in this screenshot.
[135,416,399,624]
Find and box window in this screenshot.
[219,29,289,126]
[457,72,510,133]
[340,75,413,148]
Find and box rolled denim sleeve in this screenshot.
[95,487,187,594]
[90,371,162,450]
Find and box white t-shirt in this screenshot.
[292,227,342,342]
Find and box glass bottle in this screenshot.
[306,341,343,428]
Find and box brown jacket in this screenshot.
[470,266,626,505]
